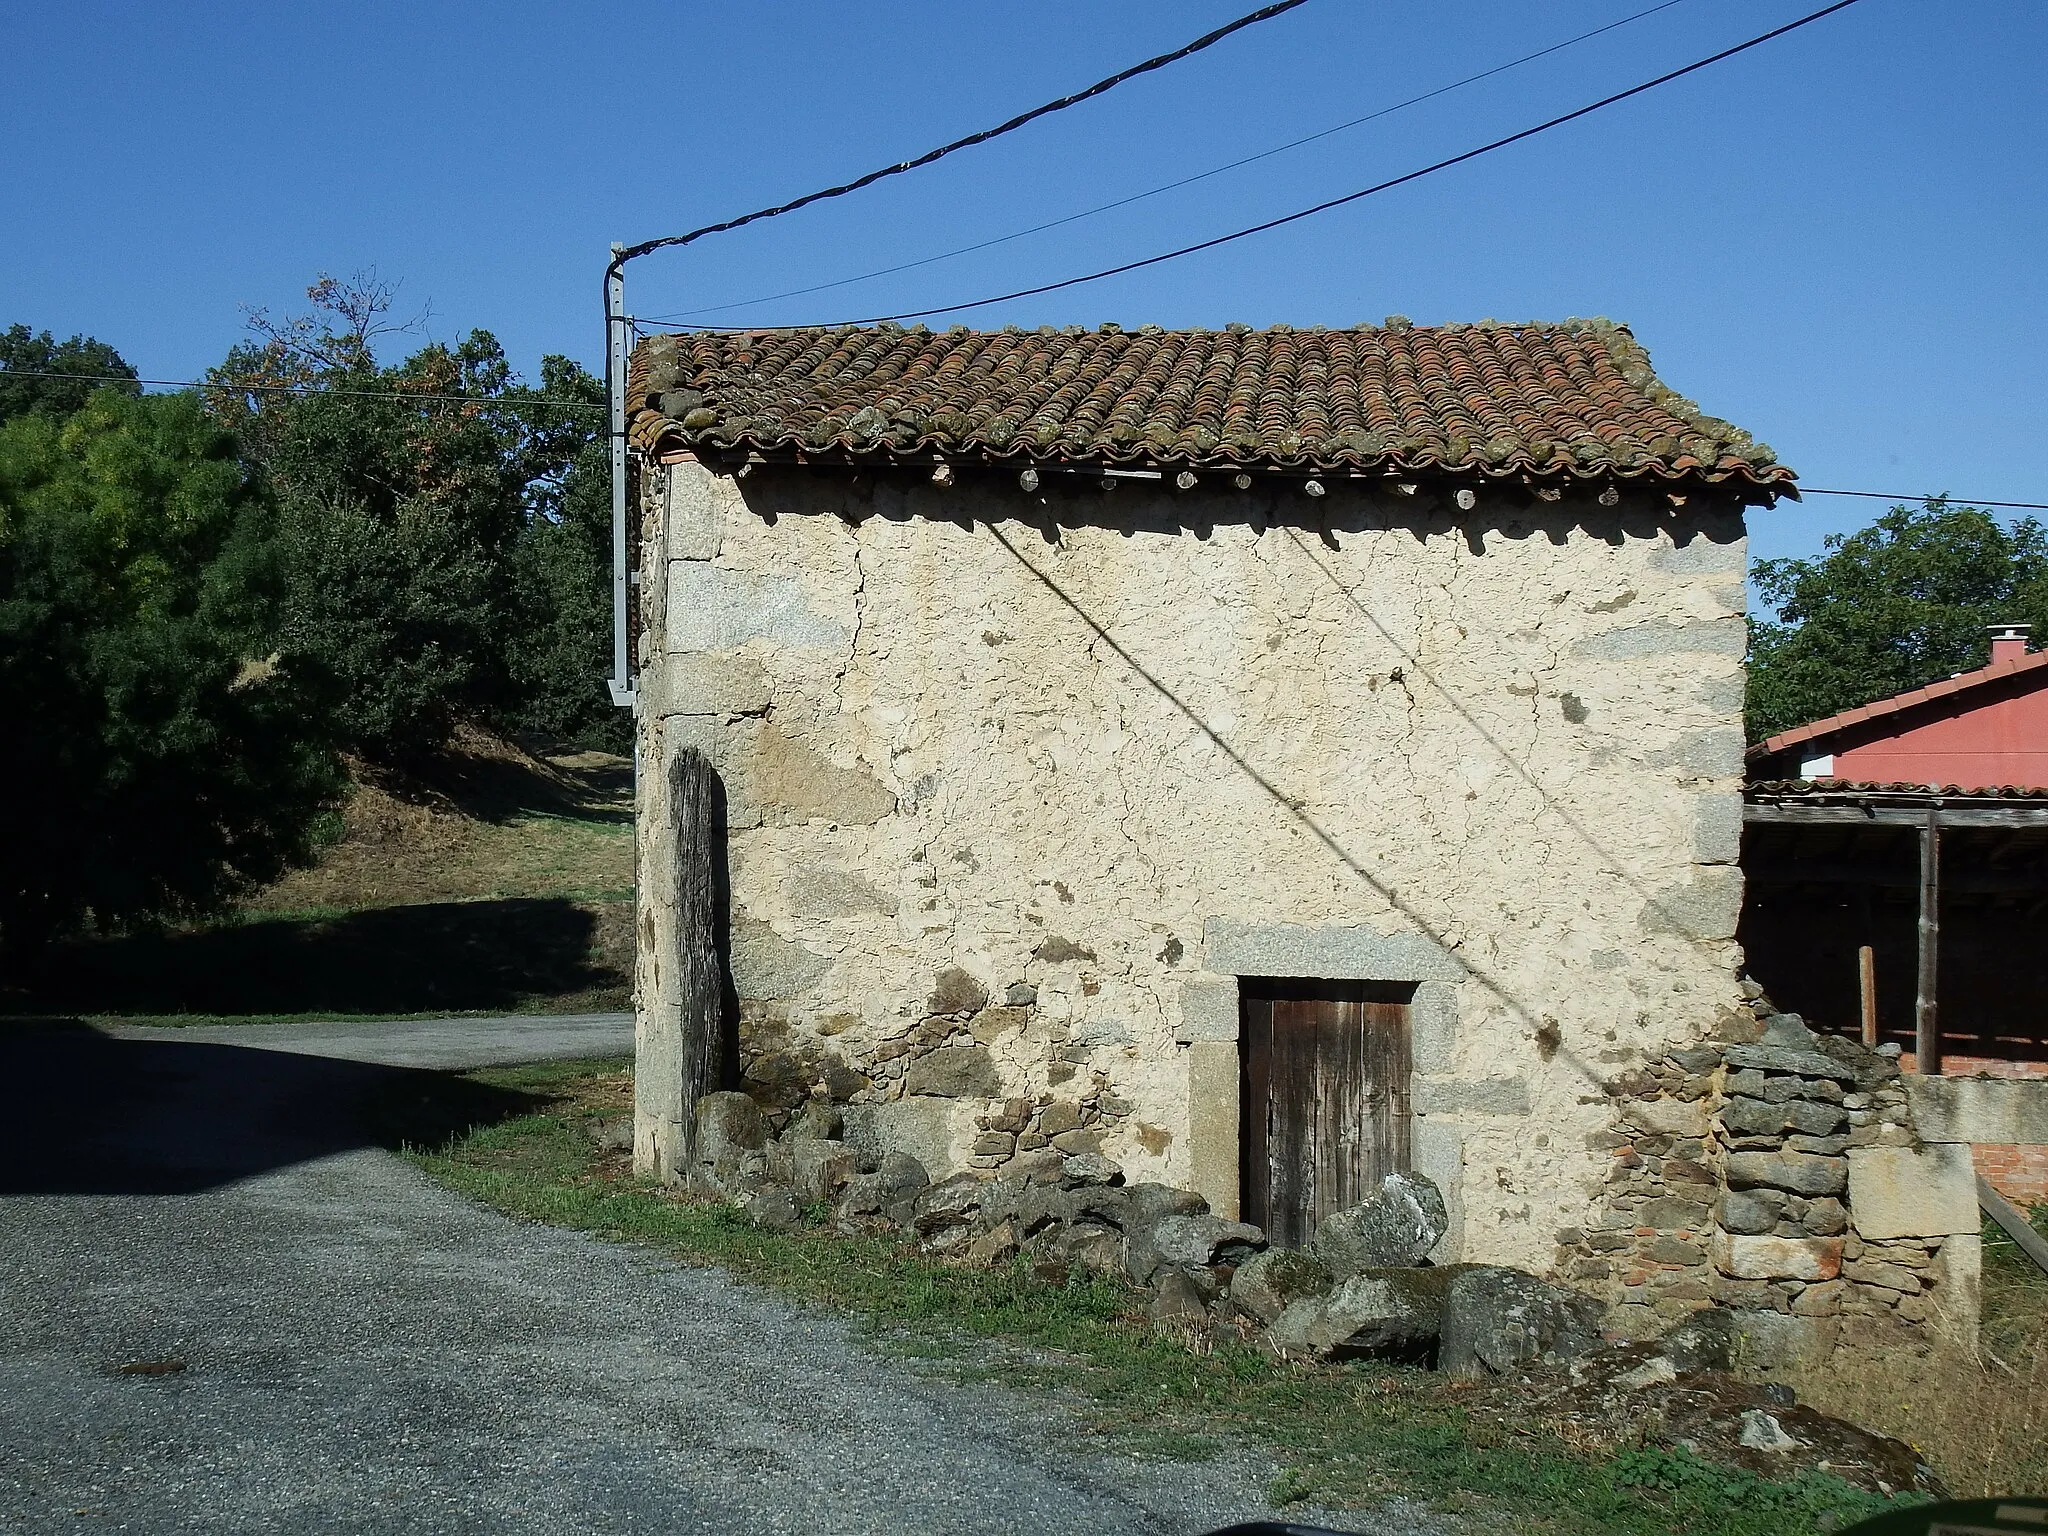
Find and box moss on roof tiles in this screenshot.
[626,321,1793,485]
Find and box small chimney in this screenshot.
[1989,622,2032,665]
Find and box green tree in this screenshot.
[0,324,139,426]
[208,275,621,758]
[1747,498,2048,741]
[0,389,342,952]
[500,354,620,750]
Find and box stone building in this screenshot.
[626,318,1791,1286]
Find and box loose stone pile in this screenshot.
[684,1103,1623,1379]
[1511,1328,1944,1499]
[657,1091,1945,1497]
[1556,980,1956,1343]
[702,958,1966,1364]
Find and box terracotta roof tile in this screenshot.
[627,319,1791,486]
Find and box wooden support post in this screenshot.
[671,746,726,1177]
[1858,945,1878,1048]
[1915,807,1941,1075]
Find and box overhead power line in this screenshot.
[594,2,1315,705]
[601,0,1313,293]
[0,368,605,412]
[641,0,1691,325]
[1796,488,2048,513]
[742,0,1865,329]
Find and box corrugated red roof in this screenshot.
[1751,649,2048,760]
[627,319,1791,486]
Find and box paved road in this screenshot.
[99,1011,636,1070]
[1,1019,1435,1535]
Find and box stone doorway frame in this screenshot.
[1178,920,1469,1260]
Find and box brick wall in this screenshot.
[1900,1054,2048,1079]
[1972,1144,2048,1208]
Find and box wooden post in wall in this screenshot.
[671,746,726,1174]
[1858,945,1878,1047]
[1914,807,1941,1075]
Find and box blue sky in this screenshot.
[5,0,2043,567]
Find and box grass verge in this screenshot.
[388,1057,1924,1536]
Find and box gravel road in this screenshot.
[1,1019,1438,1535]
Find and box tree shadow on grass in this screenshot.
[0,1019,556,1196]
[3,897,626,1018]
[366,734,632,828]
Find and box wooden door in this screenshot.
[1240,978,1413,1248]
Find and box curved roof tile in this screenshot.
[627,319,1793,486]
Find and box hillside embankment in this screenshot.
[2,725,633,1024]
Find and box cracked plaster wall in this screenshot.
[636,458,1751,1275]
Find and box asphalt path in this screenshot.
[98,1011,636,1070]
[0,1017,1438,1535]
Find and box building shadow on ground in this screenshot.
[0,1020,555,1197]
[2,897,626,1018]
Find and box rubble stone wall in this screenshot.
[635,456,1752,1276]
[1557,988,1983,1349]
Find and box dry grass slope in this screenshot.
[1782,1214,2048,1499]
[254,723,633,912]
[1,725,635,1023]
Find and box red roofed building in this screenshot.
[1744,626,2048,1206]
[1749,625,2048,788]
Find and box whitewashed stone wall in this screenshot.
[635,457,1752,1276]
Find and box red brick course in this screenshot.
[1898,1058,2048,1208]
[1898,1054,2048,1079]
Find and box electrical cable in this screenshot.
[639,0,1691,325]
[0,368,606,412]
[601,0,1312,294]
[748,0,1865,329]
[1795,489,2048,513]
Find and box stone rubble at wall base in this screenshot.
[712,956,1977,1356]
[662,1105,1943,1500]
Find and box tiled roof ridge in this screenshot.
[1751,648,2048,759]
[627,319,1793,488]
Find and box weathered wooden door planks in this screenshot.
[1239,979,1413,1248]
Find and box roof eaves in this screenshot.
[1747,777,2048,801]
[640,431,1793,485]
